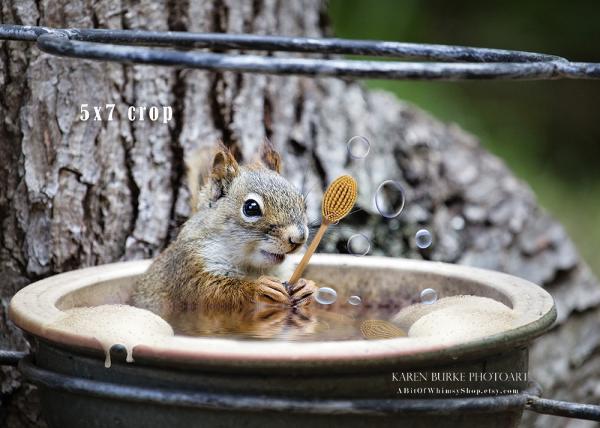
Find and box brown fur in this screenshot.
[131,241,258,314]
[259,138,281,173]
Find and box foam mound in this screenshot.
[393,295,516,342]
[47,304,174,367]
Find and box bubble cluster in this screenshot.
[347,233,371,256]
[415,229,432,249]
[375,180,405,218]
[315,287,337,305]
[347,136,370,159]
[420,288,438,305]
[348,295,362,306]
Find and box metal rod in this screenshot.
[0,24,560,62]
[525,395,600,421]
[1,24,599,80]
[0,24,46,41]
[0,350,29,366]
[36,35,595,81]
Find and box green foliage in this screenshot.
[329,0,600,274]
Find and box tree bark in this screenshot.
[1,1,599,427]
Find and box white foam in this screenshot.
[47,304,174,368]
[393,295,516,342]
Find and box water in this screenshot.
[161,277,423,342]
[315,287,337,304]
[347,234,371,256]
[347,136,370,159]
[165,303,408,342]
[415,229,433,249]
[348,295,362,305]
[420,288,438,305]
[375,180,405,218]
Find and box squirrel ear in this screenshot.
[259,138,282,173]
[209,144,239,200]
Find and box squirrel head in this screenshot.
[189,140,308,275]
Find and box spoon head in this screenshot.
[322,175,357,223]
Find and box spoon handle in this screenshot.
[288,222,329,285]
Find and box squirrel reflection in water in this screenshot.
[163,299,405,341]
[165,303,322,340]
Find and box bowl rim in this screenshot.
[9,255,556,368]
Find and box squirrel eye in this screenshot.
[243,199,262,217]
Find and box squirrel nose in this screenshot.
[286,225,308,246]
[288,236,302,245]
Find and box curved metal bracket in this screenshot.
[10,356,599,421]
[1,24,599,80]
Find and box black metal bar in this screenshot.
[0,24,561,62]
[0,350,29,366]
[1,24,599,80]
[20,358,528,415]
[36,35,574,81]
[0,24,47,41]
[525,395,600,421]
[64,29,561,63]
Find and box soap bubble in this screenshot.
[451,215,465,231]
[375,180,405,218]
[348,295,362,306]
[415,229,432,249]
[316,287,337,305]
[347,234,371,256]
[347,136,370,159]
[420,288,437,305]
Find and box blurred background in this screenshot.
[329,0,600,275]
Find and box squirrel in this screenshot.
[131,140,317,315]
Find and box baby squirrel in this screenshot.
[131,140,317,314]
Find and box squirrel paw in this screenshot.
[256,276,291,306]
[289,278,317,307]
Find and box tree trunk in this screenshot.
[1,1,599,427]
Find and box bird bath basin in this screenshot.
[9,254,556,428]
